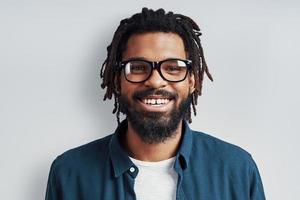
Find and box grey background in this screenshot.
[1,0,299,199]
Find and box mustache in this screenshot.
[133,88,178,100]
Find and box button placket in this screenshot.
[129,167,135,173]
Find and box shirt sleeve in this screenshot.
[249,158,266,200]
[45,158,60,200]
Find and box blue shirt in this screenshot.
[45,120,265,200]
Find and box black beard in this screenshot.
[119,88,192,144]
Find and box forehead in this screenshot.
[122,32,187,61]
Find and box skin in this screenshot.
[120,32,195,161]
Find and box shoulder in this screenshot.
[185,130,265,198]
[190,130,255,169]
[50,134,113,173]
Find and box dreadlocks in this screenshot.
[100,8,213,124]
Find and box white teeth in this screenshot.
[142,98,170,105]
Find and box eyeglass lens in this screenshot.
[124,59,188,82]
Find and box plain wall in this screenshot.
[1,0,299,199]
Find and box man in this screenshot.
[45,8,265,200]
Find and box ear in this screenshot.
[188,73,195,94]
[114,74,121,95]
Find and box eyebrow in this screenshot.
[122,56,185,62]
[123,56,146,61]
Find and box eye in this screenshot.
[162,62,186,75]
[165,65,182,73]
[125,61,149,75]
[131,65,146,72]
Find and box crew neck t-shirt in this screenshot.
[129,156,178,200]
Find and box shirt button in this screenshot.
[129,167,135,173]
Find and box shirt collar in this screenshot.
[109,120,134,178]
[109,119,193,178]
[175,120,193,170]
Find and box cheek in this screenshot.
[120,75,130,93]
[175,82,191,96]
[119,77,138,96]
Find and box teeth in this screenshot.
[142,98,170,105]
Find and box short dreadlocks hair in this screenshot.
[100,7,213,124]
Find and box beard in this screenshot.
[119,88,192,144]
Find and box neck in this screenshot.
[124,120,183,162]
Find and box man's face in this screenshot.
[119,32,195,143]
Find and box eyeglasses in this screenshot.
[119,58,192,83]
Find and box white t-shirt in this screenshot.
[129,156,178,200]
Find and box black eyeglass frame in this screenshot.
[118,58,193,83]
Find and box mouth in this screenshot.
[141,97,171,106]
[132,89,177,112]
[136,95,174,112]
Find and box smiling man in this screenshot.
[45,8,265,200]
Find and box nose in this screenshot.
[144,69,167,88]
